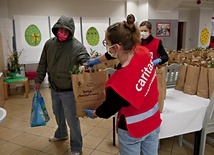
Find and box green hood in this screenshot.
[52,15,75,37]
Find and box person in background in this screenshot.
[83,14,161,155]
[87,21,168,68]
[34,15,90,155]
[209,36,214,48]
[139,21,168,66]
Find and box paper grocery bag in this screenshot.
[183,65,200,95]
[196,67,209,98]
[71,70,108,117]
[208,68,214,99]
[175,65,187,91]
[94,59,116,71]
[156,67,166,113]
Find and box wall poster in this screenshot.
[156,23,170,37]
[14,15,50,64]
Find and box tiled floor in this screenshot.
[0,87,213,155]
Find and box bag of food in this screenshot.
[196,67,209,98]
[71,70,108,117]
[183,65,200,95]
[30,90,50,127]
[94,59,116,71]
[175,65,187,91]
[156,67,166,113]
[208,68,214,99]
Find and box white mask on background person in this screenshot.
[106,45,117,58]
[140,31,150,39]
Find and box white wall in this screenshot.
[198,8,213,47]
[138,0,149,24]
[126,0,139,23]
[0,18,13,64]
[180,8,213,49]
[179,9,192,49]
[148,0,179,19]
[0,0,9,18]
[190,9,200,48]
[7,0,126,18]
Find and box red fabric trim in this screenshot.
[127,111,161,138]
[144,38,160,60]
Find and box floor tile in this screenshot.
[91,150,115,155]
[95,139,119,154]
[9,132,37,146]
[0,142,22,155]
[10,147,40,155]
[0,88,213,155]
[0,128,22,141]
[25,136,52,151]
[42,141,70,155]
[83,135,103,149]
[86,126,111,139]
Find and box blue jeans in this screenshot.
[118,127,160,155]
[51,89,82,153]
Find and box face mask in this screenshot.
[140,31,150,39]
[57,31,68,41]
[106,44,117,58]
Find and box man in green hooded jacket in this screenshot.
[35,15,90,155]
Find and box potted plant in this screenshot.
[6,48,23,79]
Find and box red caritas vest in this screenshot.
[106,46,161,138]
[144,38,160,60]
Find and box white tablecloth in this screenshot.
[159,89,209,139]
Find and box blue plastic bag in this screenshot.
[30,90,50,127]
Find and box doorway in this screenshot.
[177,22,186,50]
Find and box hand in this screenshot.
[83,109,96,119]
[87,58,101,68]
[153,58,162,66]
[34,83,40,90]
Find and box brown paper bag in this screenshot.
[94,59,116,71]
[183,65,200,95]
[208,68,214,99]
[168,51,180,64]
[71,70,108,117]
[175,65,187,91]
[196,67,209,98]
[156,67,166,113]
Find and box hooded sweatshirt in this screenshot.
[35,15,90,90]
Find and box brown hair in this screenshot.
[139,21,152,30]
[106,14,140,51]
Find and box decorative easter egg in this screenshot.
[86,27,99,46]
[200,28,209,45]
[25,24,41,46]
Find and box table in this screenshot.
[159,89,209,155]
[3,76,29,99]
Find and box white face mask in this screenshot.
[106,44,117,58]
[140,31,150,39]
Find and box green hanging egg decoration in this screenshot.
[25,24,41,46]
[86,26,99,46]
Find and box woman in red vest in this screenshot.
[87,22,168,68]
[139,21,168,66]
[84,14,161,155]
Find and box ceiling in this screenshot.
[155,0,214,11]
